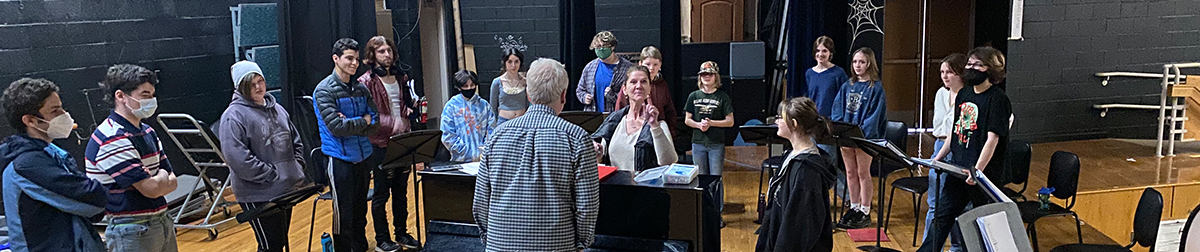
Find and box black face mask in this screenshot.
[459,88,476,99]
[371,63,401,77]
[963,68,989,86]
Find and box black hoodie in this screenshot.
[755,149,837,252]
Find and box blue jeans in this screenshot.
[495,116,510,127]
[924,139,960,252]
[693,143,725,210]
[106,212,178,252]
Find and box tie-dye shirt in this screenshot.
[440,93,495,162]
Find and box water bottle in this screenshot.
[321,232,334,252]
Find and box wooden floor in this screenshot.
[178,138,1195,252]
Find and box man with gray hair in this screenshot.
[472,58,600,251]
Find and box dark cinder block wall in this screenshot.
[1007,0,1200,142]
[459,0,661,84]
[596,0,662,54]
[460,0,563,82]
[0,0,272,174]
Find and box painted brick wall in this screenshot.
[459,0,562,83]
[1007,0,1200,142]
[0,0,272,174]
[596,0,662,54]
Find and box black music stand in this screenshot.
[850,137,912,252]
[560,111,607,133]
[383,129,444,246]
[236,184,323,252]
[737,125,787,224]
[828,121,865,220]
[830,121,866,148]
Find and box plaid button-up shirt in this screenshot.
[473,104,600,251]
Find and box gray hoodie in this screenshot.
[218,93,306,202]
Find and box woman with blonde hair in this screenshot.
[832,47,887,229]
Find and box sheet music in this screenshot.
[977,212,1019,252]
[870,139,913,166]
[459,162,481,175]
[912,158,1011,203]
[912,158,968,177]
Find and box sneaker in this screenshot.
[396,233,421,250]
[836,210,861,227]
[375,241,402,252]
[838,211,872,229]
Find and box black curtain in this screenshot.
[777,0,850,108]
[561,0,597,111]
[281,0,377,152]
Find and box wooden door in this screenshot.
[881,0,972,127]
[691,0,744,42]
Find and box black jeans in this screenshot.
[917,172,985,252]
[328,155,375,252]
[239,202,293,252]
[371,146,411,243]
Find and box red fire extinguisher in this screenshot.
[418,96,428,124]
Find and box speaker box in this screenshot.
[729,42,765,80]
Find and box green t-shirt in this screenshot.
[684,89,734,144]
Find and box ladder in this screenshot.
[155,113,238,240]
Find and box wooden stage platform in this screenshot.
[174,138,1196,252]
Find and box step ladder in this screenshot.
[155,113,238,240]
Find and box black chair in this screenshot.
[306,148,330,252]
[1179,203,1200,252]
[756,155,785,224]
[868,121,924,246]
[1019,151,1083,251]
[885,175,927,246]
[305,148,375,252]
[1002,140,1032,201]
[1049,188,1162,252]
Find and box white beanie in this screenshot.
[230,61,263,90]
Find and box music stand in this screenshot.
[828,121,864,220]
[738,125,788,223]
[560,111,607,133]
[236,184,323,252]
[830,121,866,148]
[383,129,444,246]
[849,137,911,252]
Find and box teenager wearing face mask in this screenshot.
[918,47,1011,252]
[575,31,634,112]
[0,78,108,252]
[86,64,180,252]
[440,70,495,162]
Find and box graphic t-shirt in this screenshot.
[685,90,734,144]
[949,86,1011,179]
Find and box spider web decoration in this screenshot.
[495,35,528,54]
[847,0,884,50]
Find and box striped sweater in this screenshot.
[85,112,173,217]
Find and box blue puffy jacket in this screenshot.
[313,72,380,163]
[0,134,108,252]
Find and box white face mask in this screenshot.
[36,112,75,139]
[125,97,158,119]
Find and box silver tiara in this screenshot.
[495,35,528,54]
